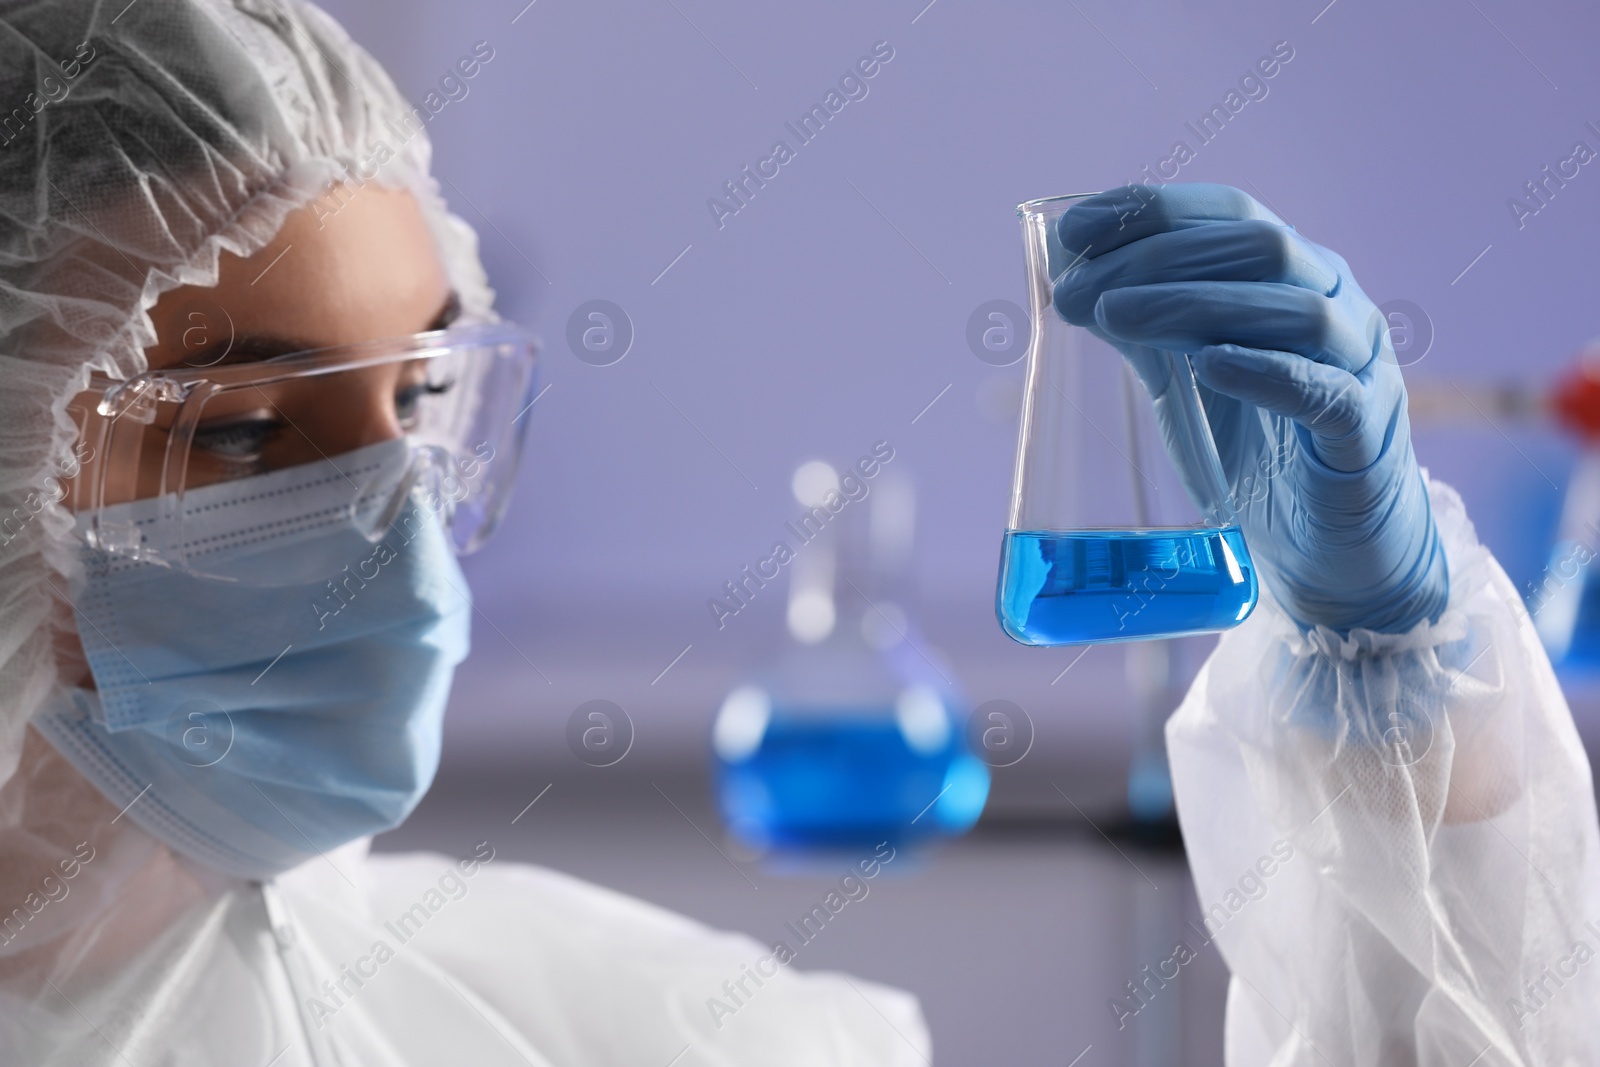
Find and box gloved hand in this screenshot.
[1052,183,1448,635]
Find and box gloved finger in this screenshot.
[1056,183,1285,260]
[1054,220,1339,326]
[1095,281,1376,375]
[1190,344,1379,470]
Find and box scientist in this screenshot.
[0,3,1593,1067]
[0,2,922,1064]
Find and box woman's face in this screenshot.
[66,185,460,509]
[57,186,461,682]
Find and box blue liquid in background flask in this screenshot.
[996,194,1258,646]
[1533,449,1600,669]
[713,463,990,850]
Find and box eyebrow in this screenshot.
[180,290,463,369]
[427,291,463,332]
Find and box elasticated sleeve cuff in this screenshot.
[1165,474,1600,1065]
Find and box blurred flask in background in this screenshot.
[1531,441,1600,667]
[712,461,990,851]
[1408,348,1600,669]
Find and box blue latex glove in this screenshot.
[1052,183,1448,636]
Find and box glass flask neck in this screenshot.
[1008,197,1238,534]
[785,473,916,650]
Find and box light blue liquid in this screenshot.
[996,527,1258,646]
[1550,566,1600,669]
[715,710,990,849]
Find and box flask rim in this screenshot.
[1016,191,1102,217]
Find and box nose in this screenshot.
[305,364,407,459]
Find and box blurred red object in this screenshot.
[1552,340,1600,441]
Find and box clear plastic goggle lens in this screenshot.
[69,323,537,583]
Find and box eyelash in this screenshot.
[189,380,455,463]
[190,417,279,464]
[395,380,454,424]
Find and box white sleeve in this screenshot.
[1166,475,1600,1067]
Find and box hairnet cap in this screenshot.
[0,0,495,792]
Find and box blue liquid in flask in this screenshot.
[997,527,1258,645]
[715,707,990,849]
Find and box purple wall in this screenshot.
[318,0,1600,759]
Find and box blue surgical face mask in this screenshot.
[36,438,472,881]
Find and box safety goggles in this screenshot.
[67,322,539,582]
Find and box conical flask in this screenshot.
[997,194,1258,645]
[712,462,990,850]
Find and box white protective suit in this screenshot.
[2,2,1597,1066]
[0,2,927,1063]
[1169,477,1600,1065]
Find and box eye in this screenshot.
[190,416,281,463]
[395,379,454,429]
